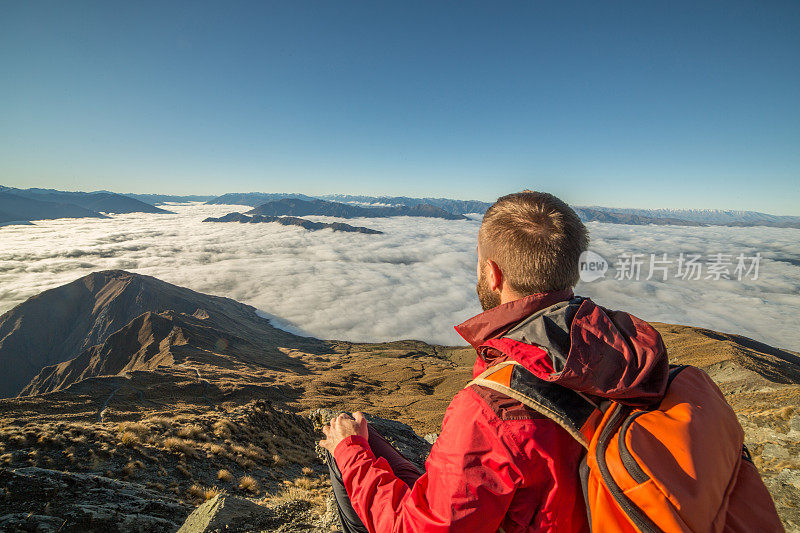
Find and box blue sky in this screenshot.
[1,1,798,214]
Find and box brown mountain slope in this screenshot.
[0,270,321,398]
[20,311,190,396]
[654,322,800,384]
[19,307,318,397]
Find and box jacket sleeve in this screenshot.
[333,388,526,533]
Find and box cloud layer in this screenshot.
[1,203,798,351]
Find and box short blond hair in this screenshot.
[478,191,588,295]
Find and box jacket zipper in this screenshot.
[617,410,650,484]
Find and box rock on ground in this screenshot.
[309,408,433,471]
[178,494,275,533]
[0,466,188,532]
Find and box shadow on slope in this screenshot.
[0,270,328,398]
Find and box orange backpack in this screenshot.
[468,361,784,532]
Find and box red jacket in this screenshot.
[333,289,668,532]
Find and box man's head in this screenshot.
[476,191,588,310]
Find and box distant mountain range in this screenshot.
[246,198,468,220]
[319,194,493,216]
[205,192,487,215]
[0,186,172,224]
[571,207,707,227]
[124,193,217,204]
[575,206,800,228]
[0,191,108,225]
[205,192,318,206]
[3,186,798,228]
[201,192,800,228]
[203,212,383,234]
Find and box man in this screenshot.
[319,191,668,532]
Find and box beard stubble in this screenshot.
[477,266,501,311]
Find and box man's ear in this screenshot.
[485,259,503,292]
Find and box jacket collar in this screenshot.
[454,288,574,350]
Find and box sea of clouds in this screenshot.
[1,203,798,351]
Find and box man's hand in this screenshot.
[319,412,369,453]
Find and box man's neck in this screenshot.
[499,291,526,305]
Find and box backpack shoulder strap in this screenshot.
[467,361,604,448]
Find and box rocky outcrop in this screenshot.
[177,494,329,533]
[0,467,189,532]
[177,494,277,533]
[310,408,433,471]
[174,410,434,533]
[737,410,800,530]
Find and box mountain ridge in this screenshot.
[246,197,467,220]
[202,212,383,233]
[0,186,174,224]
[0,270,313,398]
[0,191,108,224]
[201,191,799,228]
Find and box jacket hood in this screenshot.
[459,296,670,407]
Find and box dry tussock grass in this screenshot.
[238,475,259,494]
[117,421,151,446]
[263,476,328,516]
[163,437,198,458]
[187,484,224,502]
[0,402,322,515]
[213,420,235,438]
[292,476,315,490]
[70,434,88,445]
[37,434,64,447]
[177,463,192,478]
[207,443,226,455]
[144,415,174,427]
[178,424,205,440]
[235,456,256,470]
[230,443,267,461]
[7,434,26,447]
[117,421,149,435]
[205,486,224,500]
[63,447,77,463]
[119,431,140,446]
[121,460,143,477]
[85,449,99,468]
